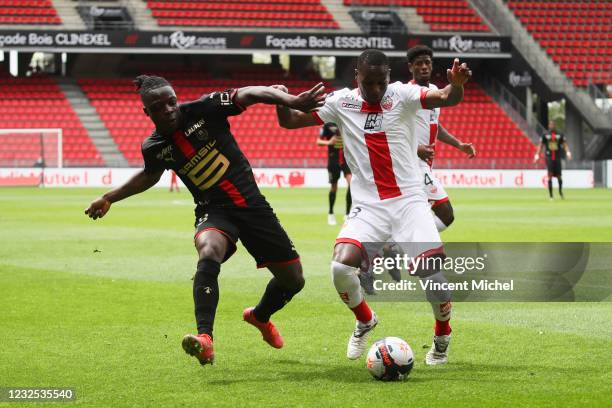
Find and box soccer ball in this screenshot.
[366,337,414,381]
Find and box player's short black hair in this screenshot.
[357,49,389,68]
[406,45,434,63]
[133,75,171,97]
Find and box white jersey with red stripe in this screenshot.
[313,81,429,205]
[412,81,441,169]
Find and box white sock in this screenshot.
[434,215,448,232]
[330,261,363,308]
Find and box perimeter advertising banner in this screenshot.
[0,30,511,57]
[0,168,594,188]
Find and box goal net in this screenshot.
[0,128,62,186]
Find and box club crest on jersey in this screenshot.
[156,145,175,162]
[381,95,393,111]
[364,112,383,131]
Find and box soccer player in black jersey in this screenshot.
[85,75,326,366]
[317,122,352,225]
[534,120,572,199]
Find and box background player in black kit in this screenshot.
[85,75,326,366]
[316,122,352,225]
[534,120,572,199]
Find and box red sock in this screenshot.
[435,319,451,336]
[351,300,373,323]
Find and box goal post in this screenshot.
[0,128,63,169]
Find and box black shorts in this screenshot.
[194,204,299,268]
[328,161,351,184]
[546,157,562,177]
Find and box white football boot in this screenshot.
[346,313,378,360]
[425,334,451,365]
[327,213,337,225]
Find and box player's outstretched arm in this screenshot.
[438,125,476,158]
[84,169,163,220]
[234,83,326,113]
[271,84,323,129]
[423,58,471,109]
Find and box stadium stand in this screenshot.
[78,70,534,169]
[343,0,490,32]
[78,70,331,167]
[0,72,103,167]
[507,0,612,87]
[146,0,339,29]
[0,0,61,25]
[435,82,536,169]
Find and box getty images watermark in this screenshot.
[370,251,515,292]
[359,243,612,302]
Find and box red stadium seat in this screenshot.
[147,0,338,29]
[343,0,489,32]
[508,0,612,86]
[0,73,103,167]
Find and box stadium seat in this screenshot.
[0,0,60,24]
[508,0,612,87]
[0,72,103,167]
[343,0,490,32]
[146,0,339,29]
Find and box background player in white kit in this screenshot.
[407,45,476,232]
[275,49,472,365]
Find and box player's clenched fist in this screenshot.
[85,197,111,220]
[447,58,472,87]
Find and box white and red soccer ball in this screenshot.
[366,337,414,381]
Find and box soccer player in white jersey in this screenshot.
[407,45,476,231]
[275,49,471,365]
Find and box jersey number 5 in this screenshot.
[187,149,230,190]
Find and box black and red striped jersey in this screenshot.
[320,122,344,165]
[141,89,266,208]
[541,131,566,161]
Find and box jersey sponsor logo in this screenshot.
[156,145,175,162]
[178,140,230,191]
[185,119,206,138]
[341,102,361,110]
[364,112,383,131]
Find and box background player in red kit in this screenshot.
[317,122,352,225]
[85,75,325,366]
[169,170,180,192]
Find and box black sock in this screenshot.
[548,179,553,197]
[558,178,563,195]
[193,259,220,338]
[328,190,336,214]
[346,187,352,215]
[253,278,301,323]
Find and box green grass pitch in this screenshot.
[1,187,611,407]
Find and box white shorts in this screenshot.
[336,195,443,259]
[421,165,449,207]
